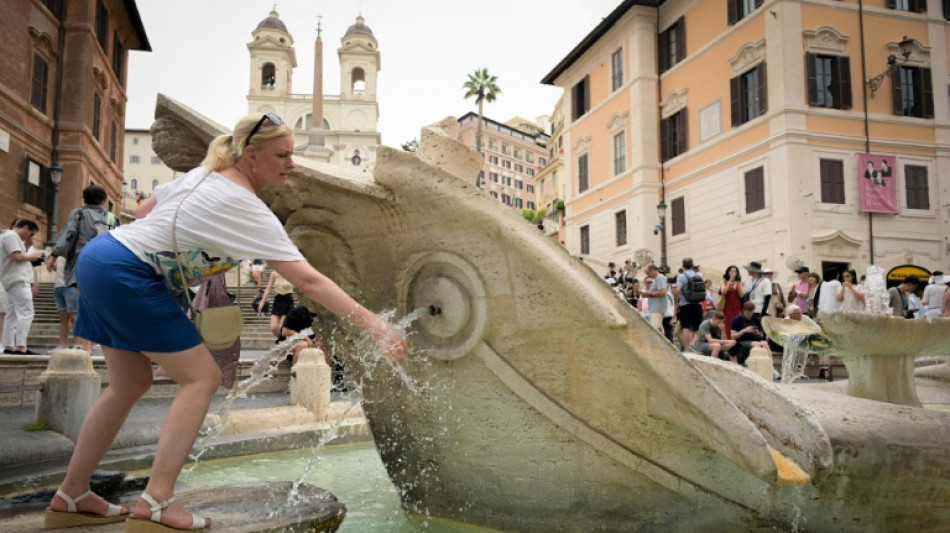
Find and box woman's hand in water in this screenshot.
[371,320,409,365]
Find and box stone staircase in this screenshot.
[26,281,278,351]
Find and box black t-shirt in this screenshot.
[282,305,315,333]
[730,314,764,339]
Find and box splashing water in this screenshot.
[780,334,809,384]
[864,265,892,315]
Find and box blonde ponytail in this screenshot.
[201,134,238,171]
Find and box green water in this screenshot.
[172,441,507,533]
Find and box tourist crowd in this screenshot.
[603,257,950,366]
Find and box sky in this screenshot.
[126,0,623,147]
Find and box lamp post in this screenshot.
[866,36,915,98]
[656,200,667,269]
[47,162,63,246]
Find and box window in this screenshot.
[580,225,590,255]
[132,137,138,145]
[671,197,685,236]
[515,180,524,190]
[526,154,534,163]
[112,32,124,81]
[539,157,547,166]
[615,210,627,246]
[945,0,950,19]
[905,165,929,209]
[478,170,485,186]
[30,54,49,113]
[502,145,509,155]
[490,191,499,199]
[515,163,524,173]
[488,139,496,151]
[92,93,101,140]
[515,198,523,209]
[504,176,512,187]
[502,193,511,206]
[130,178,138,190]
[887,0,926,13]
[528,201,536,210]
[659,17,686,73]
[661,109,688,161]
[502,160,512,169]
[514,148,522,160]
[613,131,626,174]
[527,168,535,177]
[151,156,161,165]
[489,155,499,165]
[109,121,117,162]
[819,159,845,204]
[730,63,768,126]
[490,172,499,183]
[893,66,934,118]
[728,0,763,25]
[744,166,765,213]
[42,0,64,20]
[611,48,624,91]
[807,54,852,109]
[152,179,159,191]
[572,75,590,120]
[130,155,140,164]
[527,184,535,193]
[577,153,589,193]
[96,1,110,52]
[22,159,47,208]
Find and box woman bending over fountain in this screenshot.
[45,113,409,532]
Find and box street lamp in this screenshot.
[867,36,915,98]
[47,162,63,246]
[655,200,667,269]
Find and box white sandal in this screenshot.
[124,492,209,532]
[44,488,127,529]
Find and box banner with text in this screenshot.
[859,153,898,214]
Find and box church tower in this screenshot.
[331,15,381,166]
[247,9,296,100]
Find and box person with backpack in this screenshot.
[46,185,120,352]
[673,257,705,351]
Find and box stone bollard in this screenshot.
[291,348,331,420]
[35,348,101,442]
[746,346,774,382]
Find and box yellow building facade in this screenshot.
[543,0,948,282]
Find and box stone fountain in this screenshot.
[151,95,950,532]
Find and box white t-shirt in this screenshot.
[0,231,33,290]
[742,276,772,314]
[111,167,304,291]
[817,280,842,312]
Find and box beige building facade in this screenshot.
[543,0,949,283]
[122,129,177,216]
[458,112,550,212]
[247,10,380,168]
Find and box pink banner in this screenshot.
[859,153,898,214]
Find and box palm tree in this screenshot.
[462,68,501,156]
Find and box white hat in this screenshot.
[932,275,950,285]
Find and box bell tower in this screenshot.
[338,16,380,101]
[247,9,296,100]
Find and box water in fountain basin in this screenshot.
[780,334,809,384]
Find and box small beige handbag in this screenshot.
[171,170,244,350]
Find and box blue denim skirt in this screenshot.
[74,234,202,352]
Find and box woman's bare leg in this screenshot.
[131,344,220,528]
[50,347,152,515]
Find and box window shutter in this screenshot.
[757,62,768,114]
[660,117,670,161]
[730,76,742,126]
[583,76,590,115]
[658,30,669,73]
[679,109,689,155]
[672,197,685,236]
[838,57,853,109]
[920,67,934,118]
[806,54,818,106]
[944,0,950,20]
[819,160,832,201]
[676,17,686,63]
[913,0,927,13]
[728,0,739,25]
[892,68,904,115]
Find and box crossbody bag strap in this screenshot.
[171,168,215,312]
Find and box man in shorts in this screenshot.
[674,257,704,351]
[693,311,737,361]
[51,256,79,349]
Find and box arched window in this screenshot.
[351,67,366,94]
[294,113,313,131]
[130,178,138,190]
[323,118,330,130]
[262,62,276,88]
[151,179,159,191]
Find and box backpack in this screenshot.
[681,273,706,303]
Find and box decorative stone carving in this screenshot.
[573,135,591,154]
[92,68,109,92]
[803,26,850,56]
[661,89,688,119]
[28,27,56,58]
[729,40,766,76]
[887,38,930,67]
[606,111,628,133]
